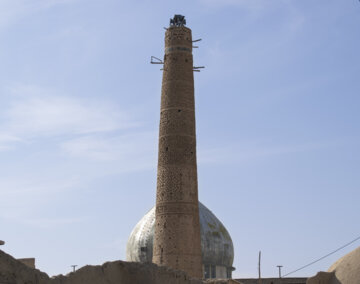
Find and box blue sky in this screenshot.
[0,0,359,279]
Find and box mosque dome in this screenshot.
[126,202,235,279]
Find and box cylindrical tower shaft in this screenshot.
[152,23,203,278]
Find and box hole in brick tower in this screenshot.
[166,147,168,151]
[178,109,181,112]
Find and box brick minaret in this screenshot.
[152,15,203,278]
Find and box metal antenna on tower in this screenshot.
[150,56,163,64]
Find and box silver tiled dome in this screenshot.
[126,202,234,269]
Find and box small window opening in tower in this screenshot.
[227,267,232,278]
[211,264,216,278]
[204,264,210,279]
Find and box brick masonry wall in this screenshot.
[152,25,203,278]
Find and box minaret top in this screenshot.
[170,14,186,27]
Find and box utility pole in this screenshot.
[258,251,262,284]
[71,265,77,272]
[277,265,283,278]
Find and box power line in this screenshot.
[283,234,360,277]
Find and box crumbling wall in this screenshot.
[53,261,204,284]
[0,250,241,284]
[0,250,209,284]
[17,257,36,268]
[0,250,49,284]
[306,271,336,284]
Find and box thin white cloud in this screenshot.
[0,84,155,224]
[61,132,156,161]
[22,217,85,229]
[0,175,80,197]
[0,1,28,29]
[0,85,138,142]
[198,141,337,165]
[0,0,79,30]
[61,132,157,174]
[0,175,82,223]
[0,133,21,151]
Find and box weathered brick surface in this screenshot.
[152,25,203,278]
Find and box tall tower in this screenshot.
[152,15,203,278]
